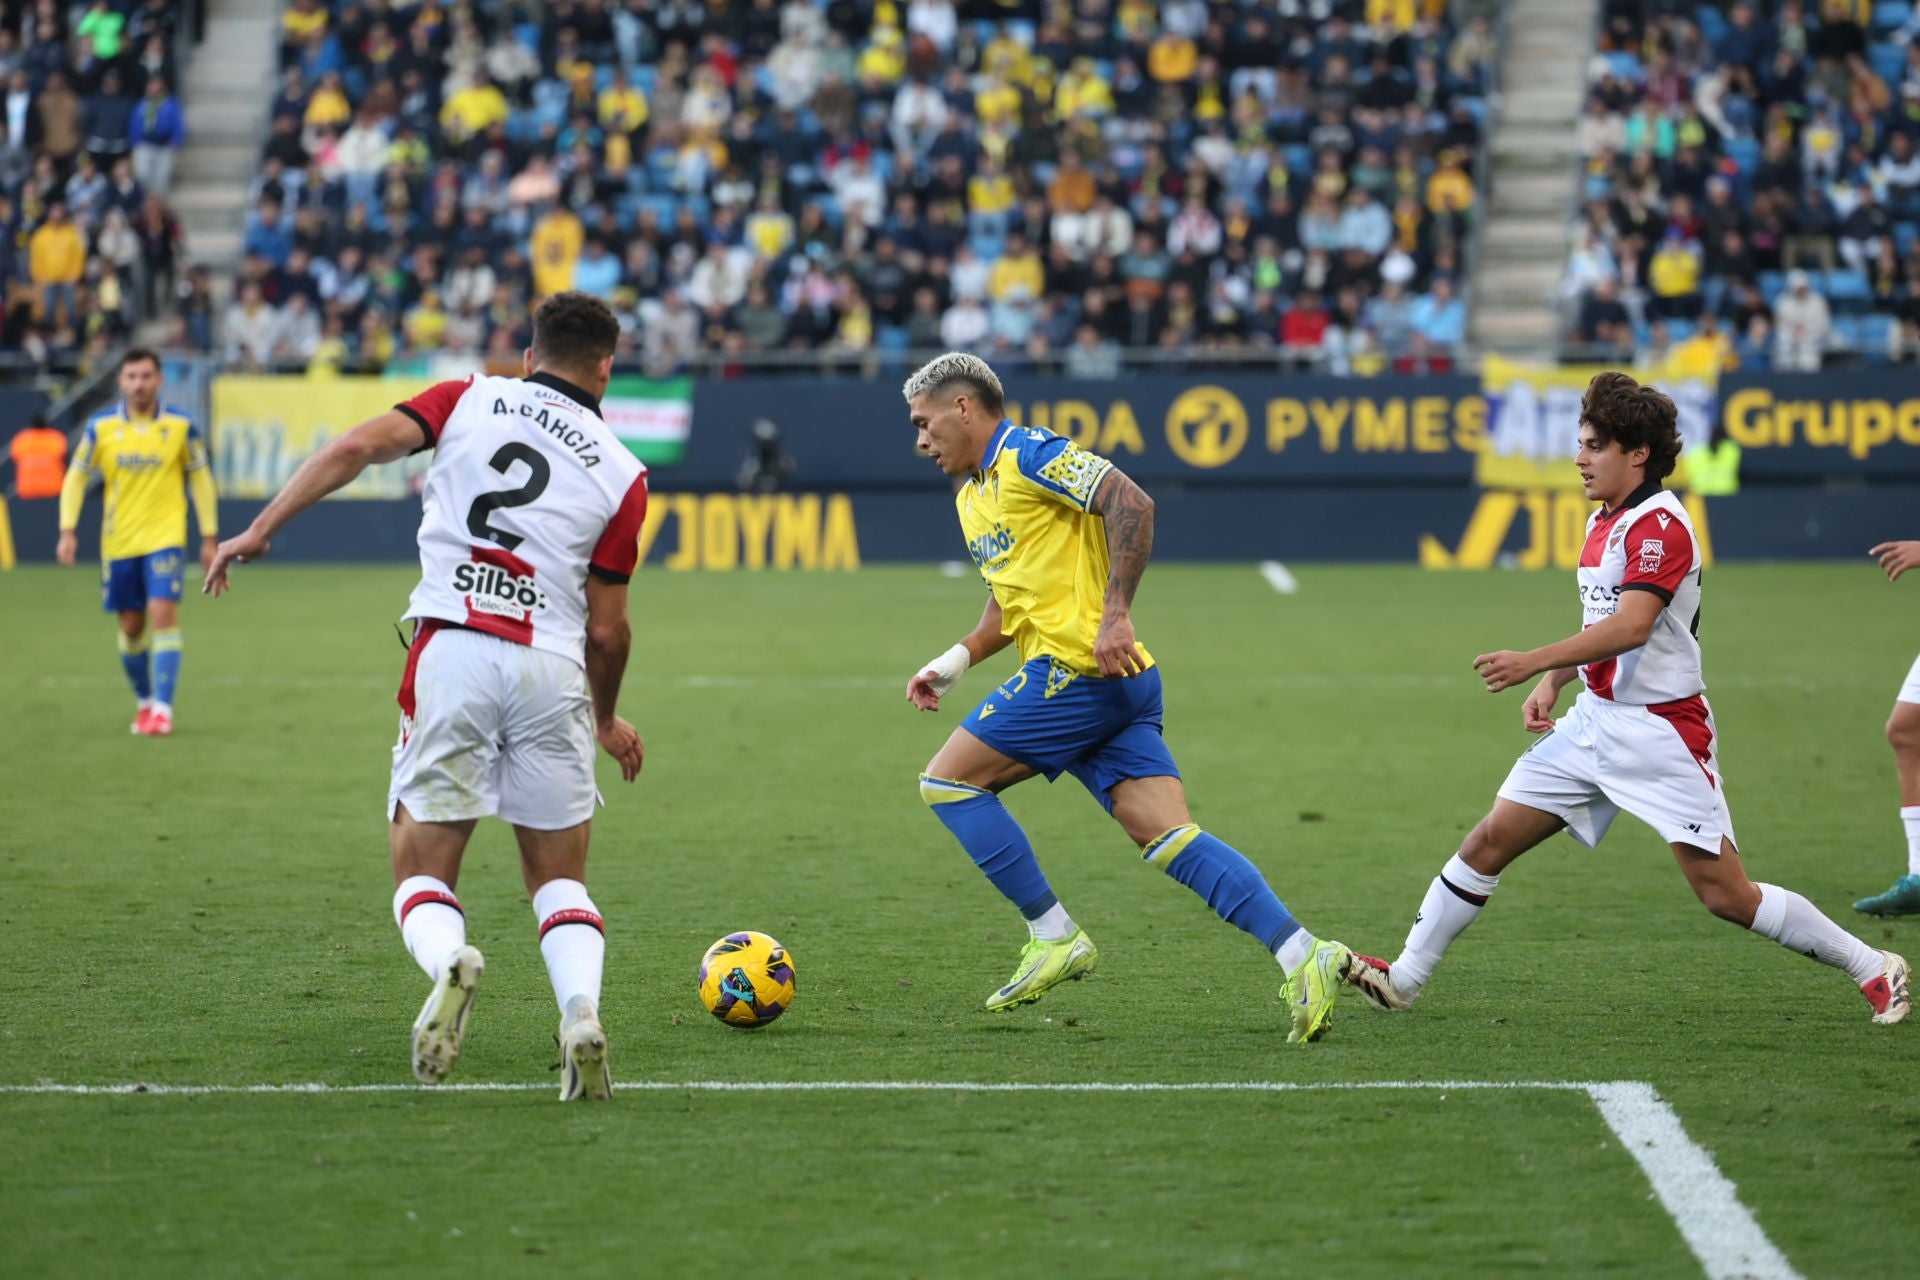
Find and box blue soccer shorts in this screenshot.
[102,547,185,613]
[964,655,1181,810]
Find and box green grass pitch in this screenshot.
[2,561,1917,1278]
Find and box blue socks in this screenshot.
[151,628,182,708]
[920,775,1058,919]
[1144,825,1301,953]
[117,630,152,701]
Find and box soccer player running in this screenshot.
[1347,372,1910,1027]
[206,293,649,1099]
[1854,536,1920,916]
[901,353,1353,1044]
[55,349,217,737]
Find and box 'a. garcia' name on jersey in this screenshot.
[968,523,1017,570]
[493,397,600,468]
[452,561,550,615]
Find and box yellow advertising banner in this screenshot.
[211,376,437,500]
[1477,355,1718,491]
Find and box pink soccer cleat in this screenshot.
[145,708,174,737]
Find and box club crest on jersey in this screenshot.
[452,559,549,616]
[1637,538,1666,575]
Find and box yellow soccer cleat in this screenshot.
[985,930,1098,1011]
[1283,939,1353,1044]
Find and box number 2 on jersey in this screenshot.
[466,443,552,552]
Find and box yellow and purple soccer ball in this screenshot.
[697,931,796,1028]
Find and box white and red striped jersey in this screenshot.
[1576,483,1703,706]
[394,372,648,666]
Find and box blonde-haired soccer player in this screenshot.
[902,353,1353,1043]
[56,349,217,737]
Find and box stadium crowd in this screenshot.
[218,0,1495,377]
[1566,0,1920,369]
[0,0,190,368]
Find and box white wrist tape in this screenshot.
[917,643,972,696]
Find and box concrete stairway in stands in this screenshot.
[1471,0,1595,359]
[170,0,279,284]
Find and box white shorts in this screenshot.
[389,625,598,830]
[1899,653,1920,705]
[1496,691,1737,854]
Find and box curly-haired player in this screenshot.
[1346,372,1910,1028]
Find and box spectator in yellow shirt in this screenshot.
[1149,32,1198,83]
[404,289,449,351]
[974,72,1021,129]
[1366,0,1418,33]
[1666,312,1735,376]
[441,77,510,144]
[29,201,85,328]
[530,206,584,298]
[987,233,1044,302]
[1649,231,1703,318]
[598,70,649,137]
[858,27,907,86]
[745,191,796,260]
[968,156,1016,231]
[1054,59,1115,119]
[280,0,328,60]
[303,72,353,132]
[1424,151,1475,216]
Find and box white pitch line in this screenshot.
[0,1077,1798,1278]
[1588,1081,1802,1280]
[0,1079,1590,1096]
[1258,560,1299,594]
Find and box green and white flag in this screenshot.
[602,375,694,466]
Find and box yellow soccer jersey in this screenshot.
[956,420,1152,677]
[61,402,217,561]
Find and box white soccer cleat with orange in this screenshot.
[557,999,612,1102]
[411,945,485,1084]
[1346,953,1420,1012]
[1862,950,1911,1026]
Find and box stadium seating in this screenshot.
[1567,0,1920,366]
[0,0,190,368]
[222,0,1496,375]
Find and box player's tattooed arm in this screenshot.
[1089,467,1155,677]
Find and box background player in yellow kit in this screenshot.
[901,352,1353,1044]
[56,349,217,736]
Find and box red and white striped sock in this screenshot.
[393,875,466,981]
[533,878,605,1015]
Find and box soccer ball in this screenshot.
[698,931,796,1028]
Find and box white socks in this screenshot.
[1027,901,1076,942]
[534,878,606,1014]
[393,876,466,981]
[1393,853,1500,992]
[1902,806,1920,876]
[1750,883,1883,986]
[1273,926,1313,975]
[395,876,608,1012]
